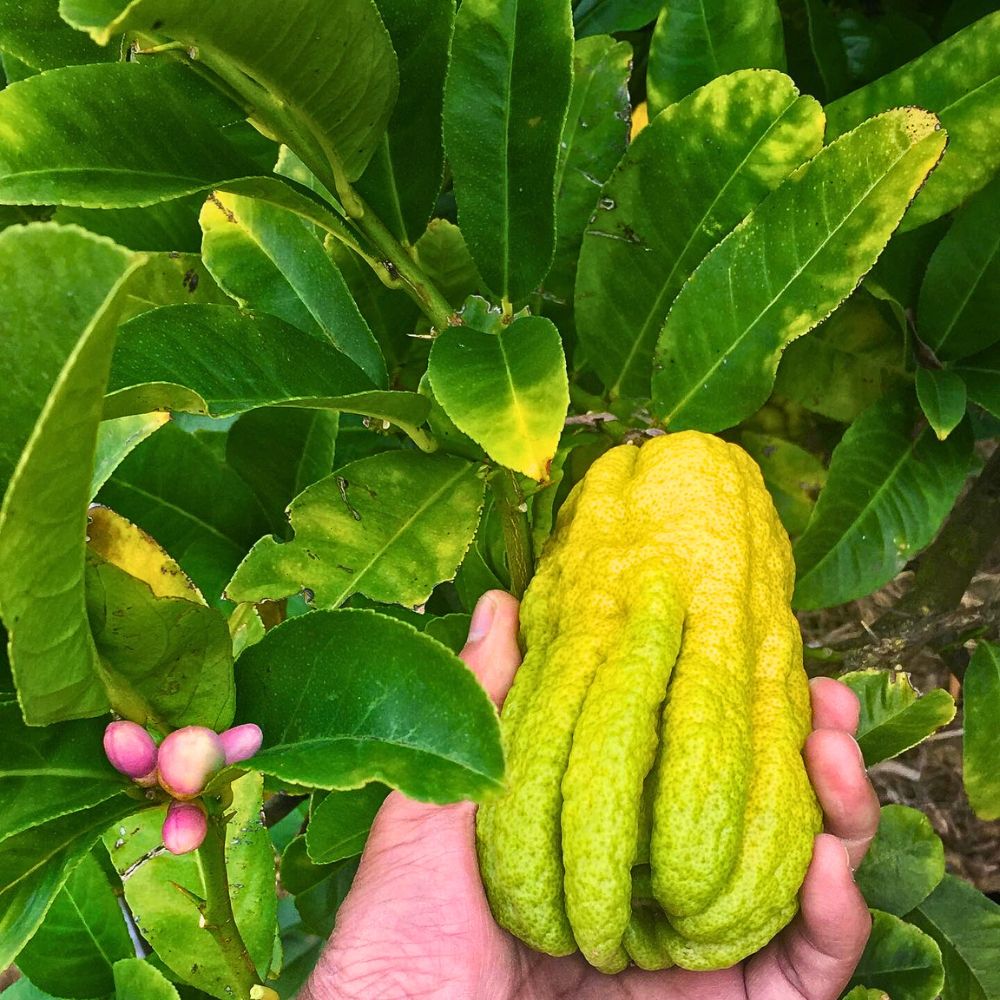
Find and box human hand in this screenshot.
[299,591,880,1000]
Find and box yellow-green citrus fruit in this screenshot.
[476,431,822,972]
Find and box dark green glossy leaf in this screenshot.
[652,109,946,432]
[962,640,1000,820]
[917,174,1000,361]
[61,0,399,183]
[573,0,661,36]
[909,875,1000,1000]
[55,196,204,253]
[825,11,1000,229]
[840,670,957,766]
[356,0,454,243]
[443,0,574,300]
[104,774,275,999]
[855,805,945,916]
[0,0,113,70]
[424,613,473,653]
[281,834,335,895]
[0,224,142,725]
[199,193,385,386]
[792,393,972,610]
[227,452,485,609]
[235,608,504,800]
[847,909,943,1000]
[915,367,967,441]
[576,70,823,398]
[16,852,133,999]
[306,785,389,864]
[428,316,569,480]
[781,0,850,104]
[955,341,1000,419]
[647,0,785,113]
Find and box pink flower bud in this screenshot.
[156,726,226,800]
[104,721,157,781]
[162,800,207,855]
[219,723,263,765]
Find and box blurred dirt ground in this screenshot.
[799,564,1000,899]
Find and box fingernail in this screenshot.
[468,593,497,644]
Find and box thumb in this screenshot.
[458,590,523,707]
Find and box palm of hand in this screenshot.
[300,594,879,1000]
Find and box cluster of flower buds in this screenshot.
[103,721,263,855]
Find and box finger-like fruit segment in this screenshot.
[219,723,263,764]
[476,431,822,972]
[103,721,157,780]
[157,726,226,800]
[162,800,208,855]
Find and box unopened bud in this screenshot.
[104,721,157,781]
[157,726,226,800]
[219,723,263,765]
[162,800,207,855]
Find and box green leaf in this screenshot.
[0,795,139,970]
[781,0,850,105]
[97,422,271,607]
[962,640,1000,820]
[652,108,946,432]
[281,835,335,896]
[0,62,257,206]
[847,909,944,1000]
[917,174,1000,362]
[909,874,1000,1000]
[739,432,826,537]
[573,0,661,36]
[647,0,785,113]
[575,70,823,399]
[428,316,569,480]
[443,0,574,301]
[226,408,338,534]
[775,290,906,423]
[306,785,389,864]
[55,196,205,254]
[0,0,114,70]
[90,413,170,499]
[16,852,133,999]
[424,613,473,654]
[825,11,1000,230]
[541,35,632,326]
[104,774,275,1000]
[840,669,957,766]
[355,0,454,243]
[955,342,1000,419]
[841,989,889,1000]
[112,959,181,1000]
[106,304,432,449]
[119,251,232,322]
[199,193,386,386]
[412,220,484,309]
[915,367,968,440]
[227,452,485,609]
[4,981,75,1000]
[855,805,945,916]
[0,225,143,725]
[235,608,504,800]
[792,392,972,610]
[61,0,399,184]
[0,705,124,841]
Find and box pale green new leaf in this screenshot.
[792,393,972,610]
[90,412,170,499]
[963,641,1000,820]
[652,109,946,432]
[105,304,432,448]
[576,70,823,399]
[840,670,957,766]
[61,0,399,183]
[0,225,143,726]
[428,316,569,480]
[647,0,785,114]
[855,806,945,917]
[199,192,385,386]
[412,220,484,308]
[909,875,1000,1000]
[227,452,485,609]
[917,174,1000,361]
[104,774,275,1000]
[443,0,574,301]
[847,910,943,1000]
[113,959,181,1000]
[841,990,888,1000]
[825,11,1000,229]
[235,609,504,800]
[16,852,133,1000]
[915,368,967,441]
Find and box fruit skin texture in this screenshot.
[476,431,822,972]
